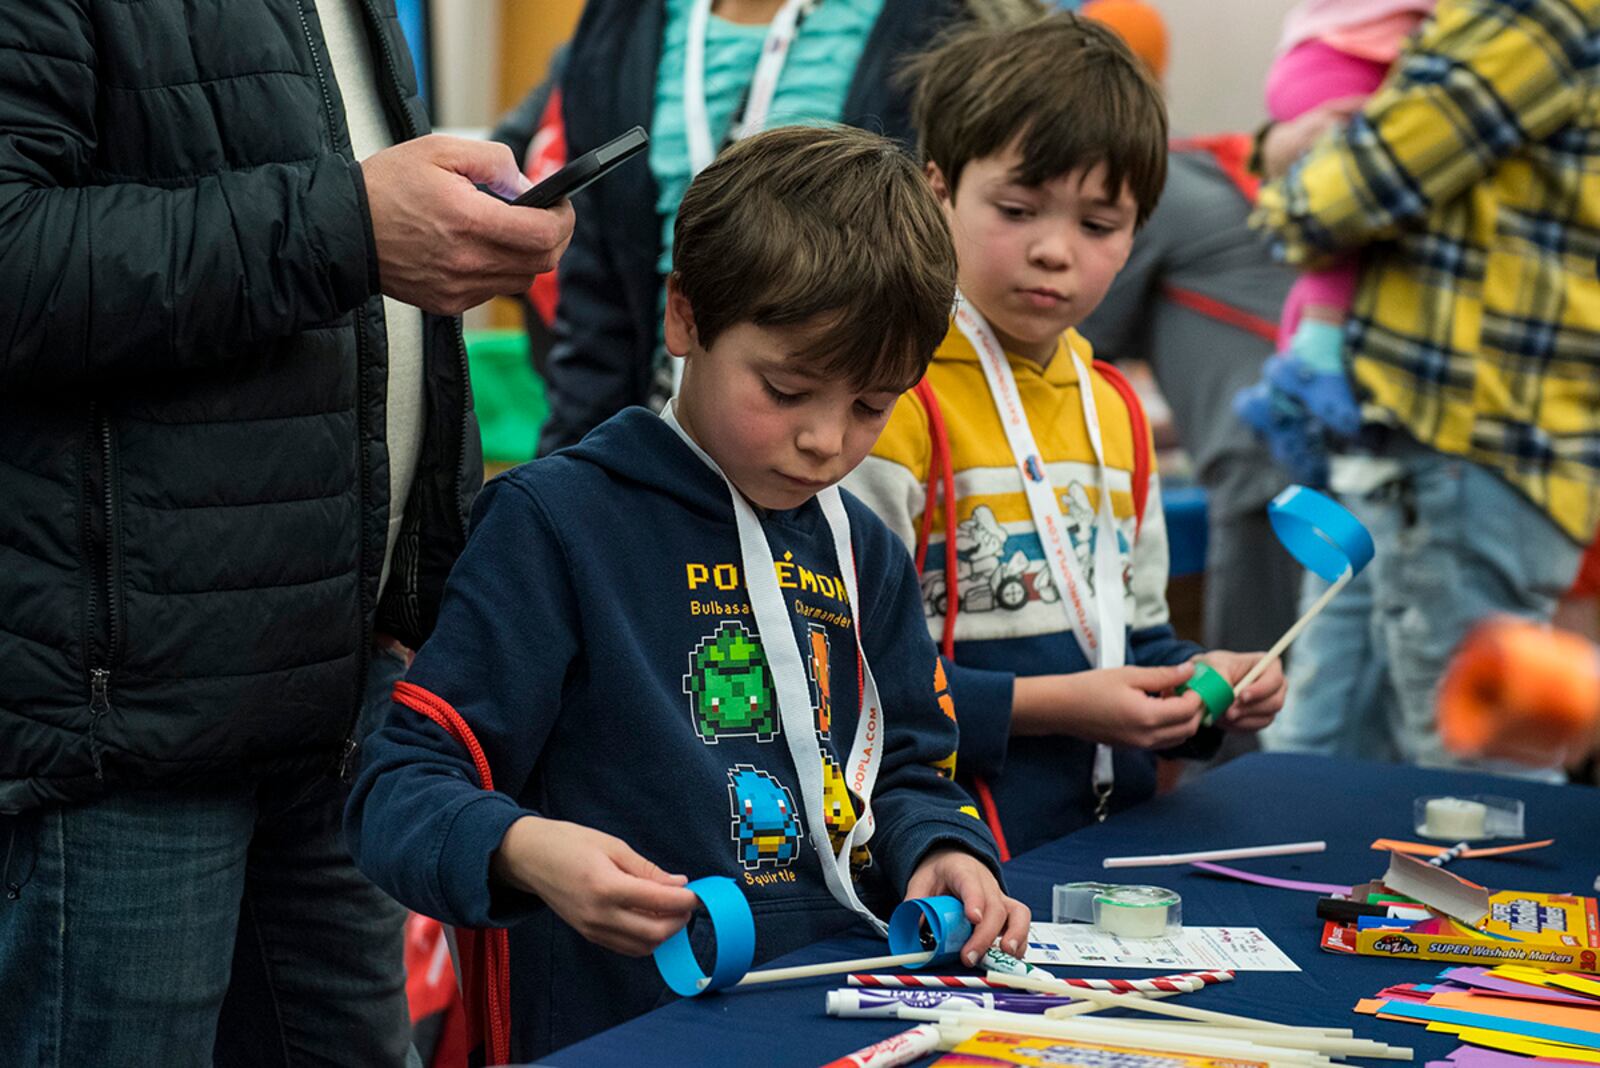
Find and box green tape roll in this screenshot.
[1178,661,1235,726]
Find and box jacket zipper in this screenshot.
[353,1,472,534]
[298,6,371,777]
[85,403,119,781]
[355,0,475,540]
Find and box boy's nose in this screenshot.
[1029,231,1073,271]
[797,416,846,461]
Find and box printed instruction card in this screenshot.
[1024,924,1301,972]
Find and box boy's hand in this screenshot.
[905,848,1031,966]
[493,816,700,957]
[1013,665,1204,749]
[1193,651,1287,732]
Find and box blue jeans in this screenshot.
[0,651,417,1067]
[1263,441,1580,779]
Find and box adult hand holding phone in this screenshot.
[362,134,575,315]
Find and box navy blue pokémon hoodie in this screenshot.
[345,408,1000,1059]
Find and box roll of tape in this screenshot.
[887,896,971,967]
[1178,661,1235,726]
[653,875,756,997]
[1419,797,1489,841]
[1268,485,1375,583]
[1093,885,1182,939]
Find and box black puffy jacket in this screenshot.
[0,1,480,812]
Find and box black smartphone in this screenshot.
[511,126,649,209]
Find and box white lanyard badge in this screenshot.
[683,0,814,176]
[663,405,887,933]
[952,295,1126,808]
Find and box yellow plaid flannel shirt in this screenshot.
[1254,0,1600,542]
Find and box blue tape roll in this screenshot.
[653,875,755,998]
[887,896,972,967]
[1268,485,1375,583]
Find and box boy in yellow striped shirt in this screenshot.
[844,13,1286,855]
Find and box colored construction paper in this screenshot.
[1440,968,1599,1005]
[1551,974,1600,1000]
[1376,1001,1600,1049]
[1426,990,1600,1031]
[1449,1028,1600,1062]
[1371,838,1557,859]
[1188,861,1350,895]
[1435,1045,1598,1068]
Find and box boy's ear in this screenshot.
[925,160,954,207]
[663,274,699,358]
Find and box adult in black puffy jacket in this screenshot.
[538,0,1033,454]
[0,3,571,1063]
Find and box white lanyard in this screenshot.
[664,405,888,933]
[684,0,813,176]
[953,295,1126,804]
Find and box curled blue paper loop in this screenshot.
[887,895,971,967]
[1268,485,1375,583]
[653,875,755,997]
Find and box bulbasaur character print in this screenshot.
[685,621,779,743]
[727,765,803,869]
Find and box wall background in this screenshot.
[424,0,1298,135]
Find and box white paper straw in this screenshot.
[1103,840,1326,868]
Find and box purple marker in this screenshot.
[826,987,1077,1018]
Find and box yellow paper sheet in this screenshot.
[1550,974,1600,1000]
[1453,1026,1600,1061]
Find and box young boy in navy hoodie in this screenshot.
[345,124,1027,1061]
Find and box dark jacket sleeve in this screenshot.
[345,476,580,928]
[854,511,1004,892]
[0,5,375,390]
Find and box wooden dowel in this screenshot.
[701,949,935,989]
[1234,569,1351,693]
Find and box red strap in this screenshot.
[1163,284,1279,345]
[391,681,514,1068]
[911,379,1010,863]
[1088,362,1150,537]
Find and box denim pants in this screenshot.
[1263,441,1581,779]
[0,650,417,1067]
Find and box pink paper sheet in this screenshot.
[1190,861,1350,894]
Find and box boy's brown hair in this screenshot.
[672,124,956,393]
[905,12,1168,224]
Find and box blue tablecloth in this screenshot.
[542,753,1598,1066]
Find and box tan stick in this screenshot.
[700,949,934,989]
[1235,569,1351,693]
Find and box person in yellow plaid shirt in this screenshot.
[1253,0,1600,776]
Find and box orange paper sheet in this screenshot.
[1424,991,1600,1031]
[1371,838,1557,859]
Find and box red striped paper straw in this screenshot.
[847,969,1233,992]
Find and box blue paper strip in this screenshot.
[887,896,971,967]
[653,876,755,997]
[1376,1000,1600,1049]
[1268,485,1375,583]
